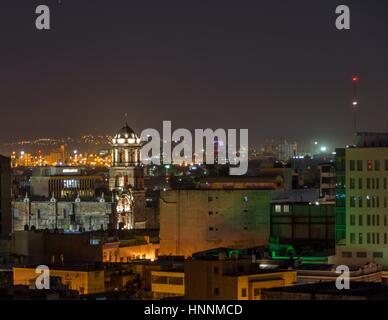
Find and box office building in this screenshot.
[335,133,388,268]
[270,199,335,257]
[30,166,103,199]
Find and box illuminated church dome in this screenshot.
[112,123,140,145]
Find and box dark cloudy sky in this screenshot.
[1,0,388,149]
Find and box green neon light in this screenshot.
[271,251,327,261]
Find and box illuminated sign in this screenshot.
[62,168,79,174]
[63,179,80,188]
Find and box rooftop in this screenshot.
[264,281,388,298]
[15,263,105,272]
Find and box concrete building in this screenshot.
[13,264,105,295]
[185,257,296,300]
[159,189,272,257]
[318,163,336,200]
[197,170,290,190]
[12,194,112,232]
[335,135,388,267]
[30,166,103,199]
[104,238,160,263]
[0,155,11,238]
[295,263,382,284]
[151,270,185,299]
[270,200,335,257]
[11,231,106,265]
[262,281,388,300]
[11,230,160,265]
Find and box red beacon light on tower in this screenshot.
[352,76,359,82]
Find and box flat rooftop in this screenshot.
[15,263,105,272]
[264,281,388,298]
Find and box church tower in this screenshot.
[109,123,144,190]
[109,123,145,229]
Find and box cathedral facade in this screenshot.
[12,193,112,232]
[11,123,148,232]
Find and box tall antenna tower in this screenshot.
[352,75,360,133]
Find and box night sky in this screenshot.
[1,0,388,150]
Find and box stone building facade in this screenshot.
[12,194,113,232]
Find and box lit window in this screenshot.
[275,205,281,213]
[283,205,289,213]
[367,160,373,171]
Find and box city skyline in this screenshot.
[1,0,388,149]
[3,1,388,306]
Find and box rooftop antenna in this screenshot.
[124,112,128,126]
[351,75,360,133]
